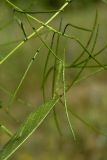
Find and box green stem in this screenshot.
[0,0,71,64]
[0,124,13,137]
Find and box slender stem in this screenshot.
[42,33,55,102]
[0,0,70,64]
[67,64,107,68]
[15,9,63,14]
[9,46,41,106]
[62,51,76,140]
[69,44,107,68]
[0,124,13,137]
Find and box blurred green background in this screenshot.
[0,0,107,160]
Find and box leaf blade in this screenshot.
[0,97,59,160]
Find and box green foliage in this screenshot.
[0,0,107,159]
[0,97,59,160]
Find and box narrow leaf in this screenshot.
[0,97,59,160]
[52,18,63,136]
[62,51,76,140]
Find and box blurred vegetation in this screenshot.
[10,0,101,8]
[44,0,100,8]
[0,0,107,160]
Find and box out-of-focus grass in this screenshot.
[0,1,107,160]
